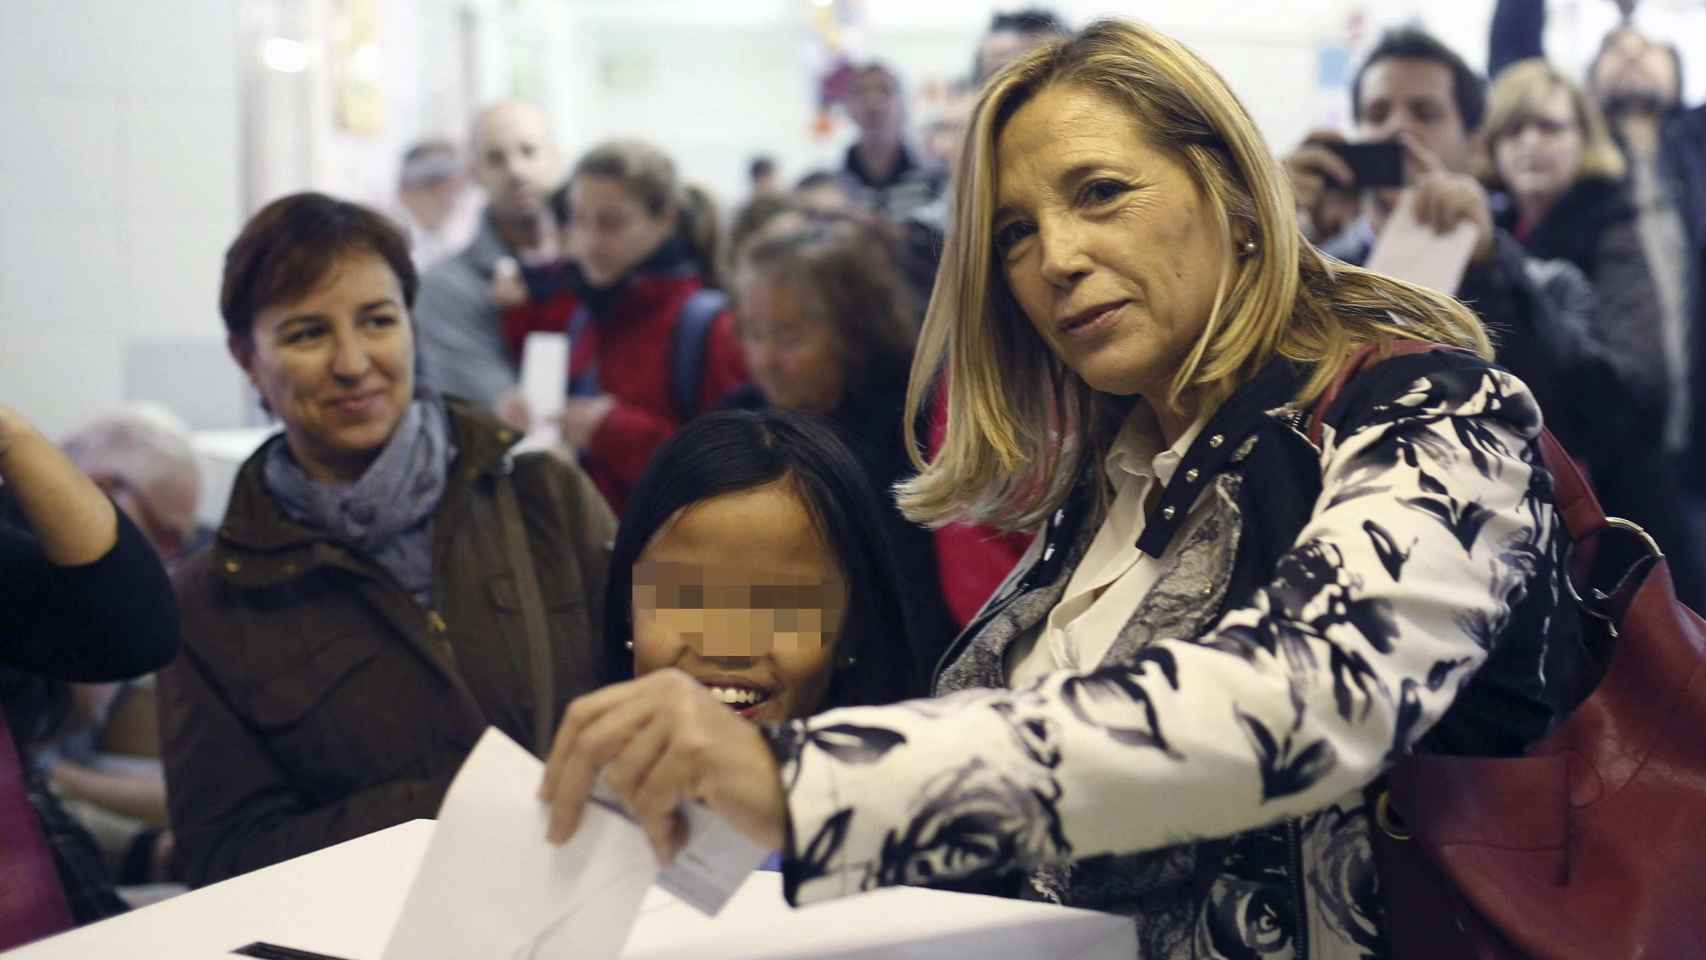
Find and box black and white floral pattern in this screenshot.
[771,356,1567,959]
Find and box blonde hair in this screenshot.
[899,18,1492,532]
[1476,58,1626,188]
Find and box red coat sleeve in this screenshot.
[499,293,577,364]
[583,308,749,513]
[926,376,1029,627]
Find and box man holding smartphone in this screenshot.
[1281,27,1706,608]
[1284,30,1496,264]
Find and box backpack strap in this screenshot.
[669,289,728,421]
[495,465,556,756]
[566,304,601,398]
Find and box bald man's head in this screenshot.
[470,100,562,219]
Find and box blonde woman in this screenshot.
[1478,59,1680,441]
[540,20,1583,957]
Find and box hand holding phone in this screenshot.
[1282,130,1363,242]
[1324,141,1406,190]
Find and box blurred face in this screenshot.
[795,181,852,214]
[399,174,468,232]
[567,174,675,289]
[977,29,1050,84]
[923,91,974,170]
[736,269,846,413]
[1593,29,1680,107]
[848,68,901,138]
[471,103,560,219]
[993,83,1224,402]
[98,471,199,563]
[631,481,847,724]
[1494,87,1583,214]
[233,251,414,484]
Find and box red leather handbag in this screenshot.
[0,712,72,951]
[1313,341,1706,959]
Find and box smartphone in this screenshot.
[1324,141,1405,189]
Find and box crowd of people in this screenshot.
[3,3,1703,956]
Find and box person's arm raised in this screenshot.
[0,404,117,565]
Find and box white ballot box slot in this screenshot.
[381,728,657,960]
[10,732,1135,959]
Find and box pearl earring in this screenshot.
[1240,238,1258,256]
[624,639,634,651]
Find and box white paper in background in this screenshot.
[1364,189,1479,296]
[381,728,656,960]
[517,331,569,452]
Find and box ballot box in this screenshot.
[9,820,1136,959]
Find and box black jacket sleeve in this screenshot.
[1,492,181,682]
[1489,0,1545,79]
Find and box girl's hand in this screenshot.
[538,669,788,864]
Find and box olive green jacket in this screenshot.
[160,399,614,886]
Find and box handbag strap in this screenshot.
[495,466,557,756]
[1306,340,1610,544]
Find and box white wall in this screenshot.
[0,0,242,437]
[7,0,1704,438]
[540,0,1336,213]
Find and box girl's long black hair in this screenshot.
[603,409,922,709]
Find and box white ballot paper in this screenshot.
[1364,189,1479,296]
[516,331,569,452]
[383,728,765,960]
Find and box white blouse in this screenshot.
[1005,402,1210,689]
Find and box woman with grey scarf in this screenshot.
[158,193,616,887]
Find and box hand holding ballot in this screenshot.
[1391,131,1494,264]
[539,669,788,865]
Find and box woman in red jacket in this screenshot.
[537,140,748,513]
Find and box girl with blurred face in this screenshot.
[601,409,919,725]
[629,480,845,725]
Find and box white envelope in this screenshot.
[381,728,657,960]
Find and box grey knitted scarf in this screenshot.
[263,397,455,605]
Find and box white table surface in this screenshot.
[8,820,1136,959]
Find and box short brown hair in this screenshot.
[220,192,417,341]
